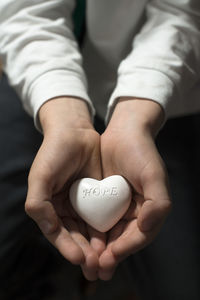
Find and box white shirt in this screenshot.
[0,0,200,131]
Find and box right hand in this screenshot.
[25,97,105,281]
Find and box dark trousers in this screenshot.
[0,74,199,300]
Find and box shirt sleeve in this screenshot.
[106,0,200,123]
[0,0,95,132]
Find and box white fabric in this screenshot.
[0,0,200,131]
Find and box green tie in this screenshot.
[73,0,86,44]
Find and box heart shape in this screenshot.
[69,175,132,232]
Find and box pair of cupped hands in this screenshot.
[25,96,172,281]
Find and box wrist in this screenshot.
[107,98,165,137]
[39,97,94,135]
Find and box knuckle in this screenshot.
[162,200,172,214]
[158,200,172,217]
[24,200,40,217]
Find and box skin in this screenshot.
[25,96,172,281]
[25,97,105,281]
[98,98,172,280]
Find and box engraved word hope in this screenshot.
[83,185,118,198]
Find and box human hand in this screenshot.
[99,98,172,280]
[25,97,106,281]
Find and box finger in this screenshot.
[138,166,172,232]
[47,222,85,264]
[98,249,116,281]
[78,219,89,239]
[25,177,59,233]
[87,225,106,256]
[123,198,139,220]
[25,179,84,265]
[64,217,99,281]
[98,220,125,280]
[111,219,161,260]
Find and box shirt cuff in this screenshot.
[106,68,179,126]
[23,70,95,133]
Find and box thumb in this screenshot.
[25,177,59,235]
[137,166,172,232]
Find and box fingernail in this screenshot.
[39,220,54,234]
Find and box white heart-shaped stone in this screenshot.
[69,175,132,232]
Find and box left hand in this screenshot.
[98,98,172,280]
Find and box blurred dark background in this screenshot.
[0,0,199,298]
